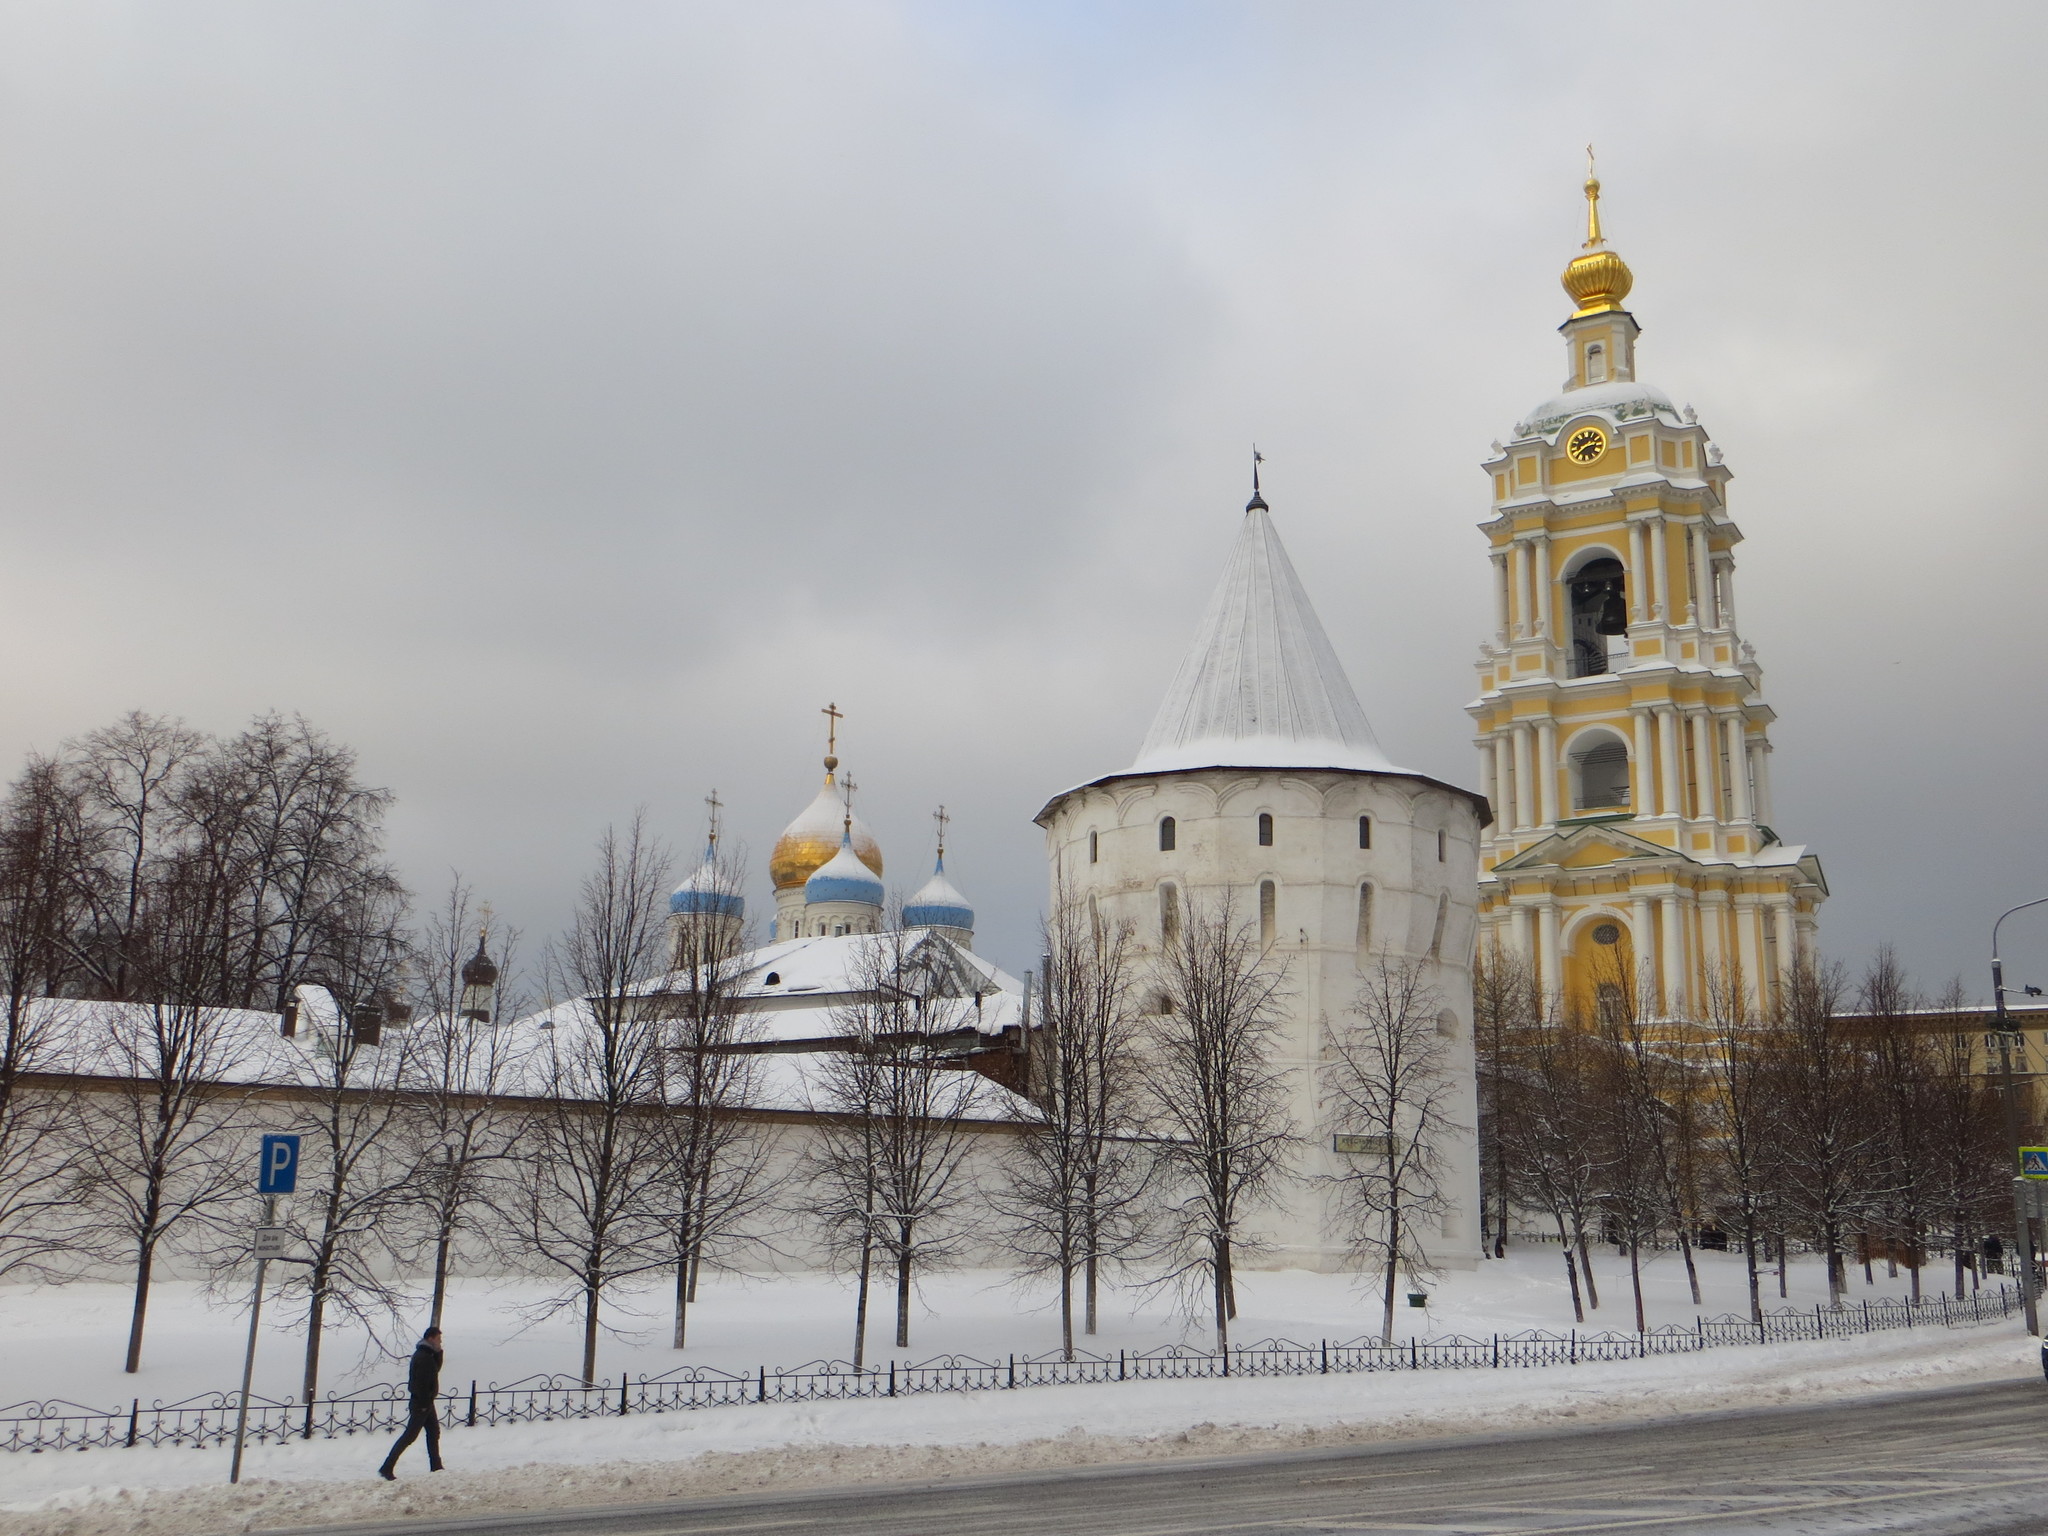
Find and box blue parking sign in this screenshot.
[259,1134,300,1194]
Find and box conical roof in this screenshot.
[1130,500,1404,776]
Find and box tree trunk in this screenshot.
[123,1238,156,1374]
[430,1228,452,1331]
[894,1237,913,1350]
[1628,1240,1646,1334]
[1676,1228,1702,1307]
[1741,1214,1762,1325]
[1059,1259,1074,1362]
[1212,1235,1230,1349]
[1954,1223,1967,1299]
[580,1276,600,1385]
[1555,1217,1584,1323]
[852,1236,871,1370]
[302,1277,329,1405]
[1574,1221,1600,1310]
[1776,1232,1788,1298]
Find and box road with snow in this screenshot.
[287,1377,2048,1536]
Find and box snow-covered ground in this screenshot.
[0,1250,2034,1536]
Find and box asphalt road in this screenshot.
[278,1377,2048,1536]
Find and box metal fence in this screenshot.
[1,1285,2019,1456]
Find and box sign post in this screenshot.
[229,1134,301,1484]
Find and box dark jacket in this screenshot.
[406,1342,443,1407]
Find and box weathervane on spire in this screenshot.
[1246,445,1269,514]
[1582,144,1605,250]
[821,701,843,773]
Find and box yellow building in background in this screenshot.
[1470,163,1826,1020]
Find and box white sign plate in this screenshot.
[254,1226,293,1261]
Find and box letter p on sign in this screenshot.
[259,1133,301,1195]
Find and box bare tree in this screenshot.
[658,844,779,1349]
[807,933,988,1358]
[1699,956,1776,1323]
[1494,967,1607,1321]
[995,890,1150,1358]
[1583,961,1667,1333]
[1770,959,1879,1307]
[1323,957,1462,1342]
[397,884,524,1330]
[510,818,675,1383]
[1921,978,2008,1297]
[72,857,261,1373]
[0,759,96,1278]
[1472,946,1524,1261]
[281,885,417,1409]
[1141,892,1293,1348]
[1860,948,1934,1302]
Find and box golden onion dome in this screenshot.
[1561,155,1633,317]
[769,772,883,891]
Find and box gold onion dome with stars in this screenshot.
[1561,154,1633,317]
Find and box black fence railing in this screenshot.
[1,1286,2019,1456]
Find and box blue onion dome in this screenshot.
[671,850,744,918]
[902,856,973,931]
[804,835,885,907]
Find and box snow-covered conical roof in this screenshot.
[902,856,973,932]
[1130,497,1405,776]
[804,835,885,907]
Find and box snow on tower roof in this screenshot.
[1129,498,1407,776]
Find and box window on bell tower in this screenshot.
[1585,342,1606,383]
[1571,734,1632,812]
[1566,554,1629,678]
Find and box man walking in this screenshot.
[377,1327,445,1479]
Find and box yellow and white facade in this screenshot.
[1470,167,1826,1019]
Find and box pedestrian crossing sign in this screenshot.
[2021,1147,2048,1179]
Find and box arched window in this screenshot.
[1358,815,1372,849]
[1572,735,1631,811]
[1429,891,1449,959]
[1436,829,1447,863]
[1257,812,1273,847]
[1088,829,1099,863]
[1159,816,1176,852]
[1355,883,1373,951]
[1159,883,1181,945]
[1586,342,1606,383]
[1259,880,1277,947]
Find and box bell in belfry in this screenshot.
[1595,584,1628,635]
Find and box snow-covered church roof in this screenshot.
[1128,491,1408,776]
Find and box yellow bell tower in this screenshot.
[1470,156,1826,1020]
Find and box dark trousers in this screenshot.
[380,1403,442,1472]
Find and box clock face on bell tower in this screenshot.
[1566,425,1607,463]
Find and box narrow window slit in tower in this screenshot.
[1158,816,1176,853]
[1258,812,1273,847]
[1358,815,1372,849]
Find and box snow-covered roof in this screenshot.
[1128,501,1407,777]
[671,849,743,918]
[1515,380,1682,441]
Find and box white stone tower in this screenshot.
[1036,472,1489,1271]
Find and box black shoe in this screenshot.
[379,1468,396,1481]
[430,1464,445,1472]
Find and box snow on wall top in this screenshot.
[1130,503,1406,777]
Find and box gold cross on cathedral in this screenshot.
[704,788,723,850]
[933,804,950,859]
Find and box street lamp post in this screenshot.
[1990,898,2048,1336]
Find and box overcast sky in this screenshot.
[0,2,2043,998]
